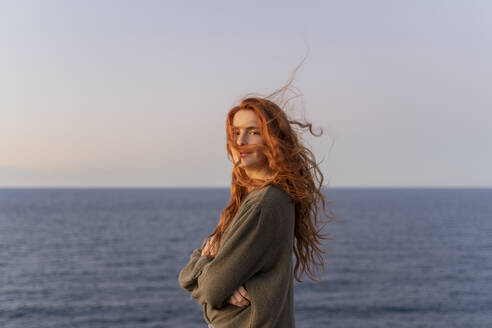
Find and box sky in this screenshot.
[1,0,491,188]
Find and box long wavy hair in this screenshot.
[201,63,337,282]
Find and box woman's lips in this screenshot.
[240,152,251,157]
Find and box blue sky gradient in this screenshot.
[2,0,491,187]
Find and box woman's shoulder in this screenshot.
[228,184,294,235]
[246,184,293,209]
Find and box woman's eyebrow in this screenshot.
[232,126,259,130]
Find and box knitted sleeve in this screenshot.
[178,248,214,292]
[190,203,281,309]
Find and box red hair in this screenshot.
[202,65,338,282]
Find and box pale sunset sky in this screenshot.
[1,1,491,188]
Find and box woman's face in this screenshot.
[231,110,267,169]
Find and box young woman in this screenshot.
[178,73,337,328]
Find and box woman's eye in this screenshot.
[232,130,259,136]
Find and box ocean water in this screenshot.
[0,187,491,328]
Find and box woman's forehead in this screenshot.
[232,110,259,127]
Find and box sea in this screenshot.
[0,187,491,328]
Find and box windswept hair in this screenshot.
[202,61,338,282]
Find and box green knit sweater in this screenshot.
[178,184,296,328]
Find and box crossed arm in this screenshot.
[178,205,280,309]
[201,236,251,307]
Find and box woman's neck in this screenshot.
[244,171,274,193]
[243,165,272,181]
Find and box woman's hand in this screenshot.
[201,235,218,257]
[227,285,250,307]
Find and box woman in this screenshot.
[178,71,337,328]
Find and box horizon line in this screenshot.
[0,186,491,190]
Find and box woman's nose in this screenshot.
[237,132,247,145]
